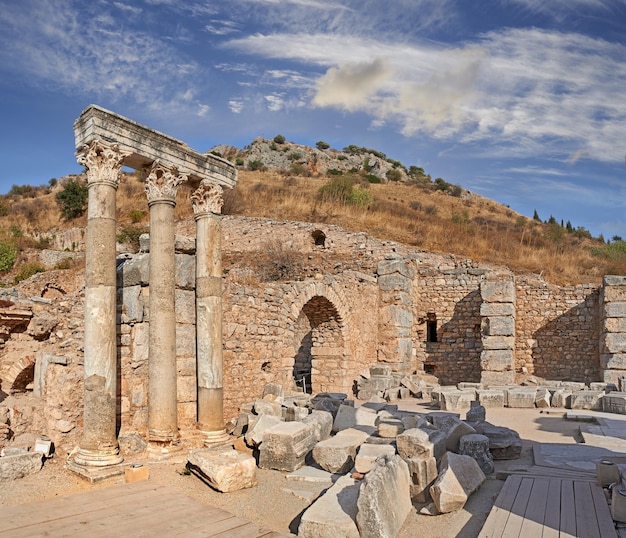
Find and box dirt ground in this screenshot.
[0,403,584,538]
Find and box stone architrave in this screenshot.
[193,181,229,444]
[145,161,186,451]
[74,139,127,467]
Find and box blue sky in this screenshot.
[1,0,625,239]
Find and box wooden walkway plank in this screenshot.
[500,477,533,537]
[541,478,562,538]
[574,481,601,538]
[559,479,577,538]
[590,482,618,538]
[479,474,523,537]
[519,477,549,537]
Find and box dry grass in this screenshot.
[1,169,623,286]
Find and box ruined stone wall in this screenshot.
[413,263,492,385]
[515,275,599,382]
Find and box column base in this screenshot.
[73,446,123,468]
[200,428,231,447]
[147,440,182,460]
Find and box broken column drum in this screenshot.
[192,181,229,443]
[145,162,186,449]
[73,104,237,466]
[74,140,127,467]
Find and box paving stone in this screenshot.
[298,475,361,538]
[312,428,369,473]
[354,443,396,474]
[187,448,257,493]
[356,455,412,538]
[258,421,316,472]
[430,452,485,514]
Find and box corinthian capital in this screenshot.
[76,140,129,188]
[191,180,223,216]
[144,161,187,205]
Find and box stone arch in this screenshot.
[4,355,36,393]
[289,281,351,394]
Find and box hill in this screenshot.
[0,137,625,286]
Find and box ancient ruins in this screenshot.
[1,105,626,535]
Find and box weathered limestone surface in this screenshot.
[0,452,43,481]
[396,428,446,462]
[430,452,486,514]
[258,422,315,472]
[354,443,396,474]
[458,433,494,474]
[187,447,256,492]
[405,456,438,502]
[313,428,369,474]
[356,455,412,538]
[475,422,522,460]
[299,475,361,538]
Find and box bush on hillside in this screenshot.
[0,240,17,272]
[56,179,88,219]
[14,262,45,284]
[318,177,373,207]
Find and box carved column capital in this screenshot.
[76,140,129,189]
[191,180,223,217]
[144,161,187,206]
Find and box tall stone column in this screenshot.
[74,140,127,467]
[191,181,229,444]
[145,162,186,453]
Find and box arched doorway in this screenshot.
[292,295,346,394]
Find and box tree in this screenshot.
[273,134,286,144]
[316,140,330,150]
[533,209,541,221]
[56,179,88,219]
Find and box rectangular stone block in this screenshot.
[507,388,537,408]
[482,336,515,351]
[603,303,626,318]
[481,280,515,303]
[480,350,514,371]
[355,443,396,474]
[480,303,516,317]
[570,390,604,410]
[603,334,626,354]
[602,393,626,414]
[482,317,515,336]
[259,422,316,472]
[188,448,257,492]
[603,370,626,387]
[601,353,626,370]
[477,389,505,408]
[551,389,572,409]
[440,390,475,413]
[603,317,626,333]
[405,456,438,502]
[313,428,369,474]
[604,275,626,287]
[397,428,446,462]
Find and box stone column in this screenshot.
[145,162,186,453]
[191,180,229,444]
[74,140,127,467]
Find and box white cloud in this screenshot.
[205,20,240,36]
[197,104,210,117]
[113,2,142,15]
[265,94,284,112]
[229,99,245,113]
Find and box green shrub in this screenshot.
[364,174,381,184]
[235,157,244,166]
[287,152,302,161]
[316,141,330,150]
[117,226,145,250]
[386,169,403,182]
[0,240,17,272]
[0,199,8,217]
[247,160,266,171]
[327,169,343,176]
[130,210,146,223]
[318,177,373,206]
[350,186,374,207]
[14,262,45,284]
[273,134,286,144]
[56,179,88,219]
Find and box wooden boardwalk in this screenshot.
[0,480,291,537]
[479,473,617,537]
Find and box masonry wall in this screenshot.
[515,275,600,382]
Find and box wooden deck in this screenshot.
[0,480,291,537]
[479,473,617,537]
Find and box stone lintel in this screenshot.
[74,105,237,188]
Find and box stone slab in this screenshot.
[187,448,257,492]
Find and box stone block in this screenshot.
[397,428,446,462]
[377,419,404,438]
[253,399,282,417]
[430,386,457,405]
[482,336,515,351]
[480,303,516,317]
[378,273,412,292]
[0,451,43,480]
[312,428,369,474]
[440,390,475,412]
[406,456,438,502]
[370,364,393,377]
[458,382,483,391]
[359,375,394,393]
[119,285,143,323]
[480,280,515,303]
[604,275,626,287]
[604,303,626,318]
[601,353,626,370]
[298,475,361,538]
[303,410,333,442]
[244,414,282,447]
[535,388,551,408]
[117,254,149,287]
[174,254,195,290]
[482,317,515,337]
[458,434,494,475]
[443,420,476,452]
[430,452,485,514]
[603,334,626,354]
[604,317,626,333]
[333,404,356,432]
[258,422,316,472]
[475,422,522,460]
[480,349,514,370]
[285,405,310,422]
[602,392,626,414]
[354,443,396,474]
[466,402,486,423]
[401,376,421,396]
[175,289,195,324]
[507,388,537,408]
[481,370,515,386]
[561,381,587,391]
[187,448,257,493]
[570,390,604,410]
[477,390,505,408]
[356,455,412,538]
[551,389,572,409]
[603,369,626,387]
[377,259,414,279]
